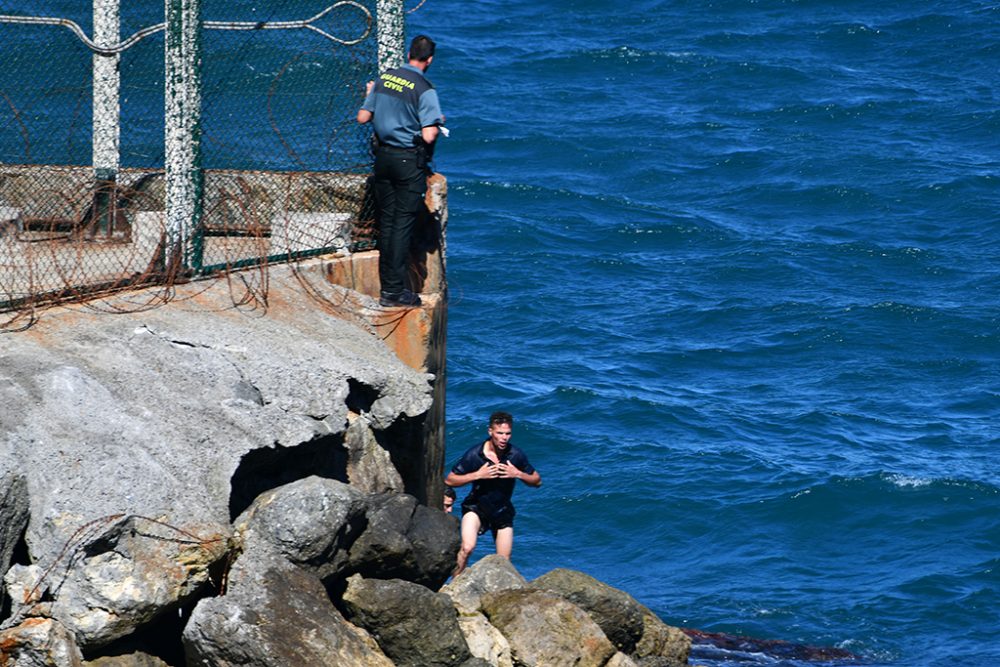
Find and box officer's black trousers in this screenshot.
[372,147,427,296]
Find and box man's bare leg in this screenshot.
[494,526,514,559]
[453,512,481,577]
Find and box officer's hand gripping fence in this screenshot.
[0,0,407,330]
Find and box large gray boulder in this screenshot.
[532,568,645,653]
[183,538,393,667]
[3,516,229,649]
[234,476,458,588]
[348,492,459,589]
[233,475,368,581]
[340,574,471,667]
[0,617,84,667]
[441,554,528,614]
[480,588,616,667]
[533,568,690,666]
[633,613,691,667]
[455,612,513,667]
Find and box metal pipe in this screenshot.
[92,0,120,179]
[376,0,404,72]
[164,0,204,273]
[89,0,122,240]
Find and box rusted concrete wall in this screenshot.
[1,170,449,506]
[319,173,449,505]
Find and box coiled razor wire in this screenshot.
[0,1,437,330]
[0,1,373,55]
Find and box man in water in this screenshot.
[357,34,444,308]
[445,411,541,576]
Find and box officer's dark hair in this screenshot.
[444,486,457,500]
[489,411,513,427]
[409,35,436,62]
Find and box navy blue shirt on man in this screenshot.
[450,442,536,521]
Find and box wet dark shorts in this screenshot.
[462,503,515,536]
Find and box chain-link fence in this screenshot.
[0,0,409,327]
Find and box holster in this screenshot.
[415,143,428,171]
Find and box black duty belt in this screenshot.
[379,144,418,153]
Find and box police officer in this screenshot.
[357,35,444,308]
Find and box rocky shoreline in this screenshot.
[0,474,692,667]
[0,273,691,666]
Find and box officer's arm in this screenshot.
[421,125,439,144]
[357,80,375,124]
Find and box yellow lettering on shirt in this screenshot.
[379,73,416,92]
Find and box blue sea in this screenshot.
[409,1,999,666]
[1,1,997,665]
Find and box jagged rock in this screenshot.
[633,612,691,666]
[340,574,471,667]
[0,617,84,667]
[82,652,169,666]
[480,588,616,667]
[236,476,458,590]
[347,492,459,589]
[3,516,229,650]
[456,612,513,667]
[183,538,393,667]
[4,563,44,610]
[441,554,528,614]
[0,473,29,596]
[532,568,645,653]
[532,568,690,666]
[233,475,368,581]
[406,504,462,587]
[607,653,639,667]
[345,413,405,493]
[346,493,412,572]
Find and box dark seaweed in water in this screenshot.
[685,628,861,664]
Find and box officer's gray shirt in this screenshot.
[362,63,443,148]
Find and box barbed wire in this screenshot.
[0,0,386,329]
[0,2,373,55]
[0,1,448,333]
[2,513,228,632]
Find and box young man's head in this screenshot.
[488,411,514,453]
[409,35,436,64]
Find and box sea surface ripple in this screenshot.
[409,1,999,666]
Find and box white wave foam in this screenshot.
[886,473,932,488]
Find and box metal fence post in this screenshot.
[91,0,125,240]
[93,0,119,179]
[164,0,204,274]
[377,0,405,72]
